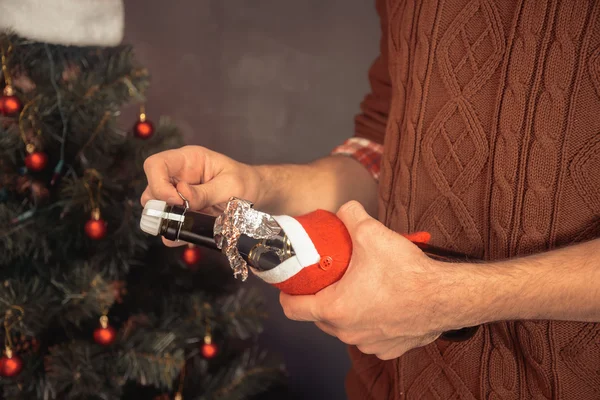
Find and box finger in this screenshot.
[279,292,322,322]
[143,150,194,202]
[162,237,186,247]
[357,338,399,356]
[140,187,150,207]
[375,336,435,360]
[315,321,338,338]
[336,200,373,235]
[176,175,241,211]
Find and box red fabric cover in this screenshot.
[273,209,430,295]
[274,210,351,295]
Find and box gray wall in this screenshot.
[123,1,379,398]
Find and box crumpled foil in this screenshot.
[213,198,281,280]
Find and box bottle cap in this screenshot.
[140,199,168,236]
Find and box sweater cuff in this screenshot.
[331,137,383,182]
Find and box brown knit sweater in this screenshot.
[346,0,600,398]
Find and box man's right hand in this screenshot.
[140,144,379,246]
[141,145,263,245]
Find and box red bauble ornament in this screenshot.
[85,209,107,240]
[133,119,154,139]
[0,350,23,377]
[24,151,48,172]
[182,245,202,267]
[0,93,22,117]
[201,336,218,359]
[93,316,116,346]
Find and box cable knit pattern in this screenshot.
[418,0,504,255]
[345,0,600,398]
[383,0,415,231]
[515,0,589,256]
[488,0,550,261]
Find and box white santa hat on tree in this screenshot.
[0,0,124,46]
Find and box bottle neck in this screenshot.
[159,205,218,249]
[157,204,289,271]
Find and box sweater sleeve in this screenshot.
[331,0,391,180]
[353,0,391,145]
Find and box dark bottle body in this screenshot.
[159,205,284,270]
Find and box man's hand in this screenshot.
[141,145,263,246]
[280,201,600,361]
[279,201,477,360]
[140,145,380,237]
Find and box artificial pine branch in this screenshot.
[50,265,116,327]
[45,341,123,400]
[192,347,286,400]
[0,31,285,399]
[0,277,58,336]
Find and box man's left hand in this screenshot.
[279,200,479,360]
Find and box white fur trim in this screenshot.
[250,256,304,284]
[272,215,320,267]
[0,0,124,46]
[250,215,321,284]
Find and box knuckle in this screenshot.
[377,352,397,361]
[322,297,345,322]
[354,219,379,244]
[281,305,295,320]
[337,332,355,345]
[192,186,208,206]
[339,200,362,216]
[142,154,156,171]
[228,174,244,191]
[357,344,375,355]
[182,144,203,152]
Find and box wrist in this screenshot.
[437,261,529,329]
[252,163,299,215]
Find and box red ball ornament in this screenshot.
[0,87,22,117]
[85,209,107,240]
[0,350,23,377]
[93,316,116,346]
[182,245,202,267]
[1,95,22,116]
[24,151,48,172]
[133,119,154,139]
[201,336,218,359]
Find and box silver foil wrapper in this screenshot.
[213,198,281,280]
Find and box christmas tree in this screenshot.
[0,32,286,400]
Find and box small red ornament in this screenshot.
[0,348,23,377]
[201,335,218,359]
[24,151,48,172]
[133,119,154,139]
[93,315,116,346]
[182,245,202,267]
[0,86,22,117]
[85,208,107,240]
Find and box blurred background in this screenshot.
[123,1,379,398]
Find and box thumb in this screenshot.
[175,177,238,210]
[336,200,373,235]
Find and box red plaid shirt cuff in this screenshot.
[330,137,383,181]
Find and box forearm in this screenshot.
[254,156,378,217]
[457,238,600,327]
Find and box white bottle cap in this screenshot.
[140,199,168,236]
